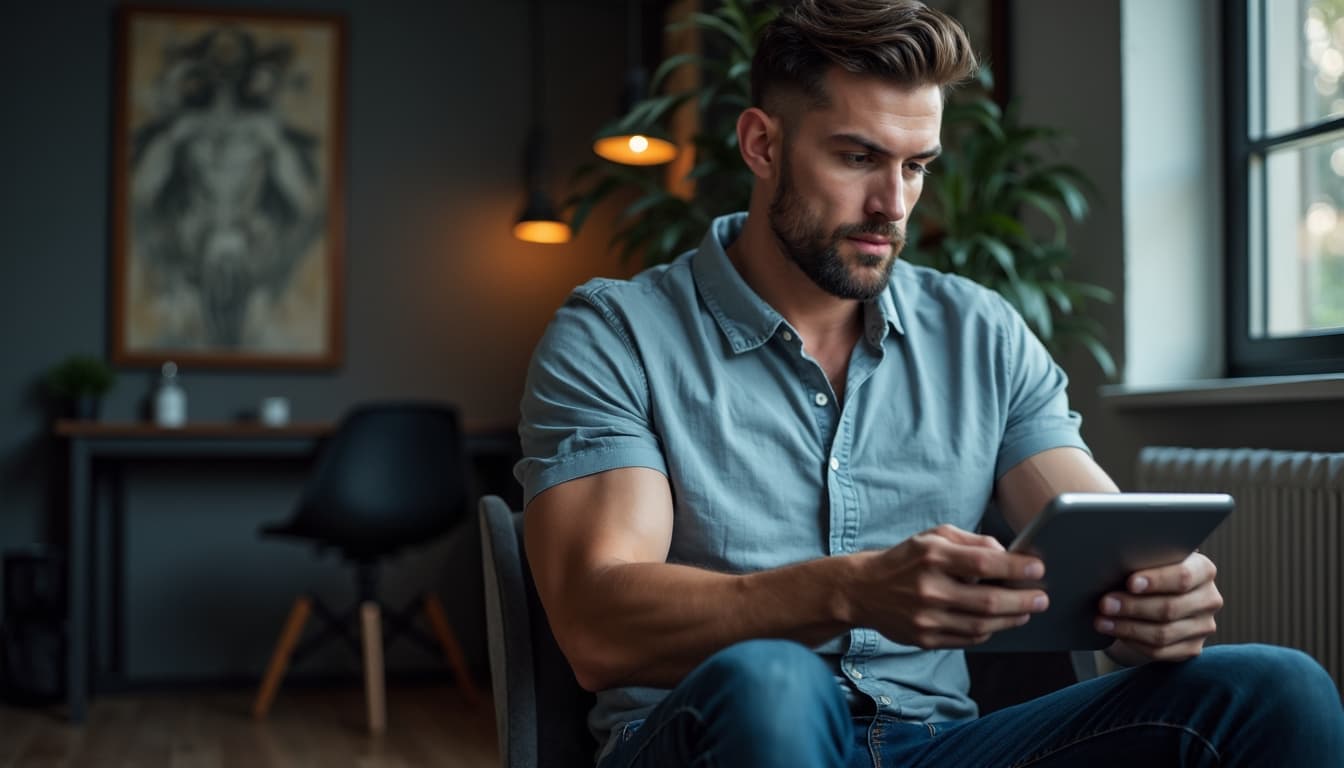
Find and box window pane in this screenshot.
[1259,134,1344,337]
[1263,0,1344,136]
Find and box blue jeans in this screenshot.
[597,639,1344,767]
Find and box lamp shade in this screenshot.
[514,188,572,244]
[593,131,678,166]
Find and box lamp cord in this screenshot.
[628,0,641,71]
[524,0,546,185]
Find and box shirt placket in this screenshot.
[781,319,894,710]
[834,331,890,710]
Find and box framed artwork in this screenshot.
[112,7,346,369]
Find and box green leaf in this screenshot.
[947,238,971,268]
[1013,281,1052,340]
[1078,335,1118,378]
[650,52,711,93]
[689,12,752,57]
[982,213,1027,240]
[565,176,623,234]
[1041,174,1090,220]
[975,235,1018,280]
[944,101,1005,140]
[616,92,695,133]
[1073,283,1116,304]
[1012,189,1067,241]
[716,0,753,34]
[1044,284,1073,314]
[620,190,674,221]
[657,224,684,263]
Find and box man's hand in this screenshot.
[1095,551,1223,663]
[851,524,1050,649]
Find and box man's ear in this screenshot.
[736,107,782,180]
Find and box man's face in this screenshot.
[767,70,943,301]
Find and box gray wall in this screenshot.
[0,0,633,683]
[1011,0,1344,488]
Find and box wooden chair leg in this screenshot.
[423,593,482,705]
[360,601,387,734]
[253,596,312,718]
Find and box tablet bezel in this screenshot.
[967,492,1233,653]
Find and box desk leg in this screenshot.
[66,439,89,724]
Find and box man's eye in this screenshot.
[905,162,932,177]
[842,152,872,167]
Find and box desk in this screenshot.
[55,420,519,723]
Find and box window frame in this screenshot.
[1226,0,1344,376]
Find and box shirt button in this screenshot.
[829,457,840,471]
[814,392,829,407]
[781,330,793,342]
[852,669,864,680]
[878,695,891,706]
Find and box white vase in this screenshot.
[154,361,186,428]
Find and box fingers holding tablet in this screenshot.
[1096,551,1224,662]
[1121,551,1218,596]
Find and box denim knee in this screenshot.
[1171,644,1344,762]
[1183,644,1335,708]
[692,639,850,748]
[609,640,852,768]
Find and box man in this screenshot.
[516,1,1344,765]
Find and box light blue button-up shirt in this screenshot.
[516,212,1089,753]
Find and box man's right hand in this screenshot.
[848,525,1050,649]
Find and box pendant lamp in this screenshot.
[592,0,677,166]
[514,0,571,244]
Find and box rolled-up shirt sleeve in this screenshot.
[992,296,1090,479]
[514,286,668,506]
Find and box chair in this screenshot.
[253,402,482,732]
[479,494,597,768]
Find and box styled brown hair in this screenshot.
[751,0,978,110]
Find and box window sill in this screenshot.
[1100,373,1344,409]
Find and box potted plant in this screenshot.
[902,68,1115,377]
[568,0,772,267]
[45,356,116,420]
[566,0,1114,376]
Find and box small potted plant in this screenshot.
[45,356,116,420]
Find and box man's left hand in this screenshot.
[1095,551,1223,664]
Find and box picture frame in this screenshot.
[111,6,346,369]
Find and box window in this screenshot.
[1228,0,1344,375]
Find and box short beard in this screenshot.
[767,150,904,301]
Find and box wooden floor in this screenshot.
[0,687,498,768]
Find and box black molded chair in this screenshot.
[253,402,481,732]
[480,494,597,768]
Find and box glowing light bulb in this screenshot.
[594,134,677,165]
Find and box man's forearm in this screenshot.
[556,554,863,692]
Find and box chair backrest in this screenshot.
[480,495,598,768]
[288,402,468,553]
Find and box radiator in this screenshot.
[1136,447,1344,691]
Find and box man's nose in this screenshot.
[865,171,907,222]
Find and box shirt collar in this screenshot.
[692,213,907,354]
[869,275,905,345]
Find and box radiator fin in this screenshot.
[1136,447,1344,692]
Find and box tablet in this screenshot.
[968,492,1233,653]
